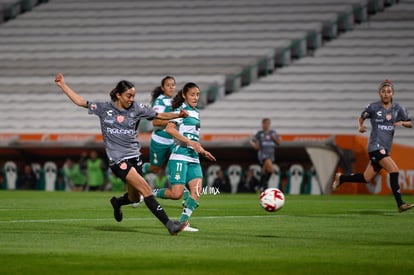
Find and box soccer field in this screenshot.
[0,191,413,274]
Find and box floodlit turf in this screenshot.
[0,191,413,275]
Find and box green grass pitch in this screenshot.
[0,191,413,274]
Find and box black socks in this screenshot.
[117,192,131,206]
[144,195,170,225]
[340,173,366,184]
[389,172,404,206]
[260,172,272,189]
[341,172,403,207]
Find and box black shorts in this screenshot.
[368,149,389,172]
[110,157,143,182]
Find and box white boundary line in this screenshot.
[0,210,399,224]
[0,215,284,224]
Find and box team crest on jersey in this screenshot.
[174,173,181,181]
[380,149,386,155]
[119,162,127,170]
[117,115,124,123]
[90,103,97,110]
[386,113,392,121]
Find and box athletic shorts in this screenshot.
[110,157,143,182]
[368,149,389,172]
[258,151,275,165]
[168,159,203,185]
[149,139,174,167]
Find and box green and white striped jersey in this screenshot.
[151,94,174,145]
[169,103,201,163]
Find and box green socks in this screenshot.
[142,163,151,174]
[180,196,199,223]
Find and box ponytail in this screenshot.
[110,80,134,102]
[151,75,176,104]
[171,82,199,109]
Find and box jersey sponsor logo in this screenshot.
[106,127,134,135]
[377,125,394,131]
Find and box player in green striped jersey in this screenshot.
[142,76,176,176]
[154,82,216,231]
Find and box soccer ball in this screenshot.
[260,188,285,212]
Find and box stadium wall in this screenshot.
[1,133,414,195]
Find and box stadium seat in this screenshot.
[304,166,323,195]
[43,161,57,191]
[226,164,242,194]
[285,164,304,195]
[267,164,281,189]
[31,162,42,182]
[2,161,18,190]
[206,164,222,187]
[248,164,262,183]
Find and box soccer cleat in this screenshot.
[152,188,159,197]
[131,195,144,208]
[398,203,414,213]
[331,173,342,192]
[166,220,185,235]
[181,221,199,232]
[110,196,123,222]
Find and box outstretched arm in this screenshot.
[155,109,188,121]
[55,73,87,108]
[152,118,170,127]
[165,122,216,161]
